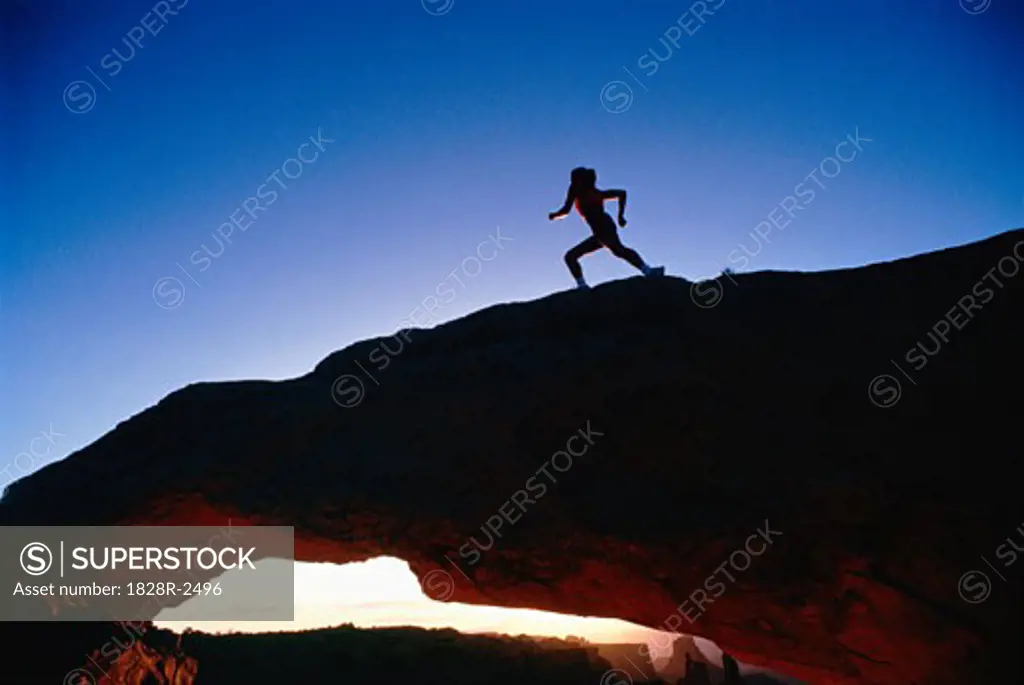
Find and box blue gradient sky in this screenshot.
[4,0,1023,484]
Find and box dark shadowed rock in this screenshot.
[660,635,719,683]
[3,228,1022,684]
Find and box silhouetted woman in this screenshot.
[549,167,663,289]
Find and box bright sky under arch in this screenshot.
[154,557,705,661]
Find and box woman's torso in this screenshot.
[573,188,607,222]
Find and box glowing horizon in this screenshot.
[154,557,701,662]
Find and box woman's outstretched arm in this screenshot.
[549,186,575,220]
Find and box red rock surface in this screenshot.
[3,229,1022,684]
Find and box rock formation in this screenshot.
[723,652,742,683]
[660,636,717,683]
[593,642,659,681]
[3,228,1022,684]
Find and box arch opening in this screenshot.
[150,557,802,684]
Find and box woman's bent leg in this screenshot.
[564,236,603,280]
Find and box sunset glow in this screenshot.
[154,557,687,658]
